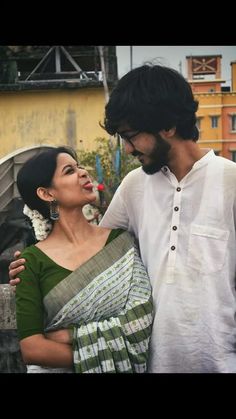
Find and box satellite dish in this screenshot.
[0,145,56,283]
[0,145,54,226]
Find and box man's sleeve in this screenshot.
[99,185,129,230]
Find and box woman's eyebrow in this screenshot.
[62,163,75,173]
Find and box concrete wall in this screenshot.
[0,284,26,373]
[0,87,108,159]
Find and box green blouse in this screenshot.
[15,228,124,340]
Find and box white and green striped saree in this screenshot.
[44,231,153,373]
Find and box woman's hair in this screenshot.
[17,146,78,219]
[103,63,199,141]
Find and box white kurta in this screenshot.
[100,150,236,373]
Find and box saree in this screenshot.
[43,231,153,373]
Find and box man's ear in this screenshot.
[159,127,176,139]
[36,187,54,203]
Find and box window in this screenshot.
[231,115,236,132]
[211,116,219,128]
[231,151,236,162]
[196,117,202,130]
[196,117,203,139]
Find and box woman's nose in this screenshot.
[78,167,89,177]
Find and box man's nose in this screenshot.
[123,141,135,154]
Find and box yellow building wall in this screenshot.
[195,93,223,151]
[0,87,108,159]
[222,93,236,138]
[193,91,236,158]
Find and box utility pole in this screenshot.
[98,46,110,104]
[179,60,182,75]
[130,46,133,70]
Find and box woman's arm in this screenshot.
[15,248,74,368]
[45,329,72,344]
[20,334,73,367]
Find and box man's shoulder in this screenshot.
[121,166,145,185]
[124,166,143,177]
[215,155,236,166]
[214,155,236,172]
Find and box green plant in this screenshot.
[78,137,140,213]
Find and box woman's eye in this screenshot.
[65,164,84,174]
[66,168,74,174]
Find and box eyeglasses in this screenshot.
[118,130,141,146]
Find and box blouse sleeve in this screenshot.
[15,251,44,340]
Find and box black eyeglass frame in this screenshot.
[117,130,141,147]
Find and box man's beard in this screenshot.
[132,133,171,175]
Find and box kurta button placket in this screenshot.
[166,181,184,283]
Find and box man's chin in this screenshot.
[138,156,162,175]
[142,162,163,175]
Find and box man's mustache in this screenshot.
[132,150,143,157]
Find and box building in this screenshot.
[187,54,236,160]
[0,46,118,259]
[0,46,118,158]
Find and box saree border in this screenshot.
[44,231,134,322]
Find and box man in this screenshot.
[9,64,236,373]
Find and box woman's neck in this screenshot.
[48,209,97,245]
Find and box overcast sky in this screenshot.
[116,46,236,86]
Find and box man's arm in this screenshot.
[100,184,129,229]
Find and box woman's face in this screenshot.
[49,153,97,208]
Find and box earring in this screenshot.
[49,200,59,221]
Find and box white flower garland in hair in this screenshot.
[23,204,52,241]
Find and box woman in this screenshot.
[15,146,153,373]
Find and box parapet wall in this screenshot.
[0,284,26,373]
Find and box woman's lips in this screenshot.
[82,182,94,190]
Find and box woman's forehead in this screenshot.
[56,153,77,165]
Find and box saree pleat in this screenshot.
[43,231,153,373]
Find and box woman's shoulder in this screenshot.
[105,228,128,245]
[20,244,38,259]
[17,245,41,281]
[20,244,47,270]
[105,228,135,246]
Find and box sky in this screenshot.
[116,46,236,86]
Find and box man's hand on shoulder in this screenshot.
[9,250,26,286]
